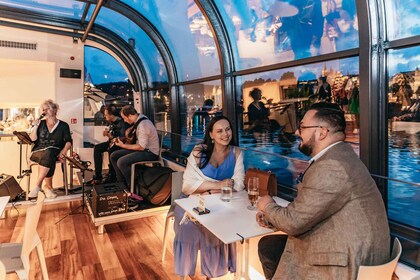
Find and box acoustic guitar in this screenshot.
[109,136,132,148]
[109,124,136,148]
[109,116,148,148]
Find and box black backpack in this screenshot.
[134,166,173,205]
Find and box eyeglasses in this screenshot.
[298,125,329,134]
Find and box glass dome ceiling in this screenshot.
[0,0,361,84]
[0,0,85,18]
[94,7,168,86]
[213,0,359,70]
[0,0,222,86]
[122,0,220,81]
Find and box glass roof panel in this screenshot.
[0,0,85,19]
[95,7,168,87]
[385,0,420,40]
[213,0,359,70]
[238,56,359,85]
[121,0,220,82]
[85,46,129,84]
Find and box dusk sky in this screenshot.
[85,47,128,85]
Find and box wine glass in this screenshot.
[247,177,259,210]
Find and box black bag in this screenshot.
[134,166,173,205]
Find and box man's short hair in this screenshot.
[121,105,138,116]
[105,104,119,117]
[309,102,346,133]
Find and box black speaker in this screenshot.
[60,68,81,79]
[90,183,128,217]
[0,174,24,201]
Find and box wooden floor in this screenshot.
[1,200,265,280]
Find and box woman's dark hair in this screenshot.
[121,105,138,117]
[249,88,262,100]
[196,115,236,169]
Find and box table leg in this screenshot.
[234,240,243,280]
[243,239,250,280]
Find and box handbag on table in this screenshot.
[245,168,277,197]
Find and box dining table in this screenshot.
[175,190,289,279]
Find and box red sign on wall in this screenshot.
[71,118,77,124]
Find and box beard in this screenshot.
[298,134,315,156]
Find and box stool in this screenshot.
[25,159,69,200]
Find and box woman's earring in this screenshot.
[211,139,214,143]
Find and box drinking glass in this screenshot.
[220,181,233,202]
[247,177,259,210]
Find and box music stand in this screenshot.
[13,131,33,180]
[13,131,33,145]
[56,155,91,224]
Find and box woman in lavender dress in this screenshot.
[173,116,245,278]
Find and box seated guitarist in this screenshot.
[91,105,128,184]
[110,105,160,189]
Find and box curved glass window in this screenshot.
[149,88,171,133]
[179,80,222,152]
[84,47,131,126]
[0,0,85,18]
[237,56,360,190]
[121,0,220,81]
[214,0,358,70]
[94,7,168,87]
[387,47,420,228]
[385,0,420,40]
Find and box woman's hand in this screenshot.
[33,119,41,127]
[58,152,66,163]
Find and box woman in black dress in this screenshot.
[247,87,270,131]
[28,99,72,199]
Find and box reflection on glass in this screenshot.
[214,0,358,69]
[85,47,128,84]
[179,80,222,151]
[385,0,420,40]
[0,106,37,140]
[121,0,220,81]
[150,88,171,133]
[84,47,133,126]
[387,47,420,228]
[238,57,360,188]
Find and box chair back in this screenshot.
[156,130,166,158]
[170,171,184,206]
[356,238,402,280]
[21,192,45,257]
[0,260,6,280]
